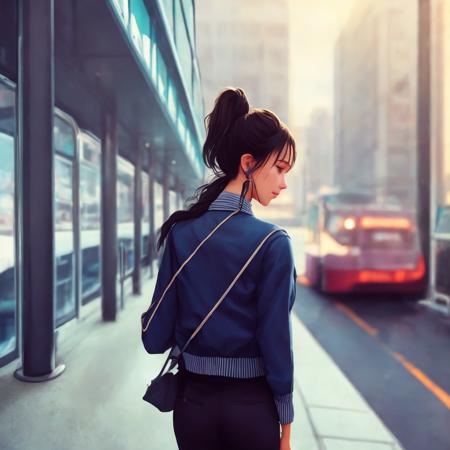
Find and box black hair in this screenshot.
[157,87,296,250]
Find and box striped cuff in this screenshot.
[274,393,294,424]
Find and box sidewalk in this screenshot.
[291,308,403,450]
[0,274,403,450]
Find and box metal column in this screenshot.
[15,0,65,381]
[101,106,118,321]
[417,0,431,295]
[133,141,142,295]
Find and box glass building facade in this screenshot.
[111,0,204,177]
[0,0,204,370]
[141,172,150,259]
[117,156,135,276]
[79,132,102,304]
[54,113,77,326]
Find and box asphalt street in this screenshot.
[285,225,450,450]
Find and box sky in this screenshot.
[288,0,357,128]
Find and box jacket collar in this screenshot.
[208,191,253,216]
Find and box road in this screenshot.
[285,226,450,450]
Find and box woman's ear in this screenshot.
[240,153,255,170]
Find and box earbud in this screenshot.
[245,166,251,177]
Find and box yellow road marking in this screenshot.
[392,352,450,410]
[334,301,450,410]
[335,302,379,337]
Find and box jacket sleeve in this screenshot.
[256,230,297,424]
[141,229,178,354]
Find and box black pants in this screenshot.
[173,369,280,450]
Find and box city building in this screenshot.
[303,108,334,201]
[195,0,290,122]
[0,0,204,374]
[334,0,418,208]
[196,0,294,223]
[430,0,450,311]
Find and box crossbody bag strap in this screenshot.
[178,228,282,356]
[142,209,240,333]
[158,227,284,376]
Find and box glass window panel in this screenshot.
[161,0,174,37]
[435,206,450,235]
[80,133,102,304]
[174,0,193,96]
[130,0,150,60]
[141,172,150,257]
[177,109,186,142]
[168,80,177,122]
[435,239,450,296]
[54,115,76,158]
[151,39,157,84]
[141,15,155,73]
[154,181,163,235]
[169,190,177,214]
[0,79,16,360]
[192,68,202,123]
[182,0,195,43]
[142,33,151,70]
[157,48,168,100]
[185,134,196,173]
[117,157,135,275]
[110,0,130,26]
[54,155,76,325]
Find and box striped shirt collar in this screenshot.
[208,190,253,216]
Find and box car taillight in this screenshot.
[358,255,425,284]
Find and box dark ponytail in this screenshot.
[157,87,296,251]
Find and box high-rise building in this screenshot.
[196,0,290,123]
[304,108,334,200]
[334,0,418,207]
[196,0,295,224]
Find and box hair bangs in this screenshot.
[272,129,296,170]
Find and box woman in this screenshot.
[141,87,297,450]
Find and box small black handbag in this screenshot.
[142,346,181,412]
[141,210,281,412]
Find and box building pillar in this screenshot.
[15,0,65,381]
[101,105,118,321]
[133,141,142,295]
[417,0,431,296]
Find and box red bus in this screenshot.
[304,192,425,294]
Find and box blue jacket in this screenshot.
[141,191,297,424]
